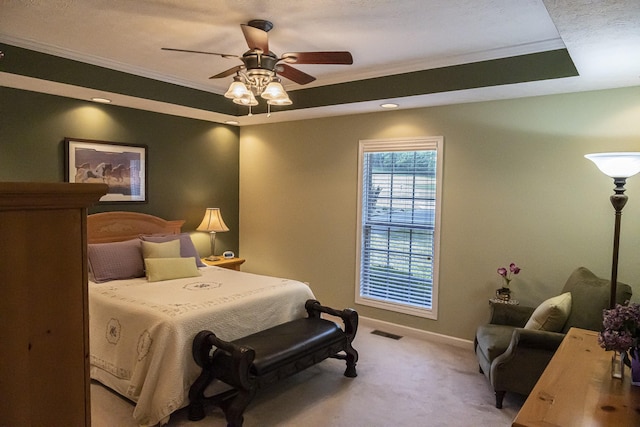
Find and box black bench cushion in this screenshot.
[229,317,346,375]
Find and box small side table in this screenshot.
[489,298,519,305]
[201,257,246,271]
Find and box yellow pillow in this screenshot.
[144,257,201,282]
[141,239,181,259]
[524,292,572,332]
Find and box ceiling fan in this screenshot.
[162,19,353,109]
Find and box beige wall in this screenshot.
[240,86,640,341]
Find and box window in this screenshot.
[356,137,443,319]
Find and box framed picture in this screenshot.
[65,138,147,203]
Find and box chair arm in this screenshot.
[510,328,565,351]
[489,303,535,327]
[489,328,565,396]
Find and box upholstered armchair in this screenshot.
[474,267,632,408]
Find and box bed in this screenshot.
[87,212,316,426]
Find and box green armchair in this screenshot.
[474,267,632,408]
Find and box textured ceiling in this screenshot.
[0,0,639,125]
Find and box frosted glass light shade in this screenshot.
[224,81,250,99]
[585,152,640,178]
[267,96,292,106]
[261,80,287,100]
[233,91,258,106]
[196,208,229,232]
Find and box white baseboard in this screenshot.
[360,316,474,350]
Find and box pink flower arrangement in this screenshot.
[497,263,521,288]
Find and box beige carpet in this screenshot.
[91,323,524,426]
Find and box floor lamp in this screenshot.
[585,152,640,309]
[197,208,229,261]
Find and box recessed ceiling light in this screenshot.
[225,120,239,126]
[380,103,399,109]
[91,97,112,104]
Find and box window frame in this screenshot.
[355,137,443,319]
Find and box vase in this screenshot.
[611,350,625,379]
[631,349,640,386]
[496,287,511,301]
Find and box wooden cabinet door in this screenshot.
[0,182,106,427]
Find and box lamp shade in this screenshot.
[261,80,287,100]
[267,96,292,106]
[585,152,640,178]
[196,208,229,232]
[233,91,259,106]
[224,81,250,99]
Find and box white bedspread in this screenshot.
[89,266,315,426]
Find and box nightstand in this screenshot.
[201,257,246,271]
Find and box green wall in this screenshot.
[239,86,640,341]
[0,87,241,255]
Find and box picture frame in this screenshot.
[65,137,147,203]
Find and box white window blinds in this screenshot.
[356,138,442,319]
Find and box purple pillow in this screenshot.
[139,233,206,267]
[88,238,144,282]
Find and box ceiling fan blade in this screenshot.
[209,65,243,79]
[281,51,353,65]
[277,64,316,85]
[161,47,238,59]
[241,24,269,53]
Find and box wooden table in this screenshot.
[512,327,640,427]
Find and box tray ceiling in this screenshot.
[0,1,638,125]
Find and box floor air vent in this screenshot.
[371,330,403,340]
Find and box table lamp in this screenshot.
[197,208,229,261]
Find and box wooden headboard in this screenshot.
[87,211,185,244]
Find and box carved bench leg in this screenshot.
[344,343,358,378]
[342,307,359,378]
[188,330,218,421]
[223,388,256,427]
[188,368,215,420]
[495,390,506,409]
[188,403,206,422]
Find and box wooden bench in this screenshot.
[187,299,359,426]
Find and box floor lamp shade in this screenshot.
[584,152,640,178]
[197,208,229,260]
[585,152,640,309]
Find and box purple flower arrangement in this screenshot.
[598,303,640,356]
[497,263,521,288]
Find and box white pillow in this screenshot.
[144,257,201,282]
[524,292,572,332]
[141,239,181,259]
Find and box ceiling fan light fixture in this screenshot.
[173,19,352,116]
[261,78,287,100]
[267,96,292,106]
[224,79,250,99]
[232,91,259,106]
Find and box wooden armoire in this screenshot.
[0,182,107,426]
